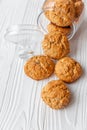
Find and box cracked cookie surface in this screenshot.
[47,23,72,35]
[41,80,71,109]
[55,57,82,83]
[42,31,70,60]
[24,55,55,80]
[45,0,75,26]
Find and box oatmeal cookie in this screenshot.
[45,0,75,27]
[47,23,72,35]
[24,55,55,80]
[75,1,84,18]
[41,80,71,109]
[42,31,70,60]
[55,57,82,83]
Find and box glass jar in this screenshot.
[37,0,85,40]
[4,0,85,59]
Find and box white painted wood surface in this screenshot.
[0,0,87,130]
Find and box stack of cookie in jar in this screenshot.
[24,0,84,110]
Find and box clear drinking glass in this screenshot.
[37,0,85,40]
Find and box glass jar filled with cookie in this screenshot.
[37,0,85,40]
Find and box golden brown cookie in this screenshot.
[55,57,82,83]
[42,31,70,60]
[45,0,75,27]
[47,23,72,35]
[24,55,55,80]
[41,80,71,109]
[75,1,84,18]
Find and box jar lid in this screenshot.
[4,24,44,59]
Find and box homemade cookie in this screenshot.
[45,0,75,27]
[75,1,84,18]
[24,55,55,80]
[47,23,72,35]
[41,80,71,109]
[55,57,82,83]
[42,31,70,60]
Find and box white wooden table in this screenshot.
[0,0,87,130]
